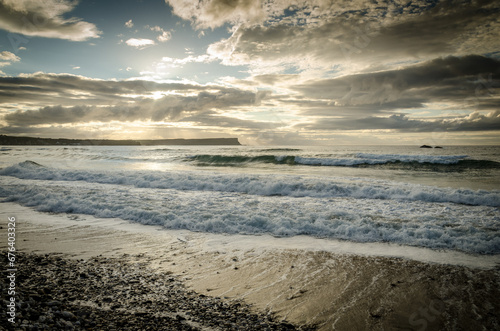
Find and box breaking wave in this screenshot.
[185,153,500,171]
[1,161,499,207]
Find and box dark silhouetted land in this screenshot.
[0,135,240,146]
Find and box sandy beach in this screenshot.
[1,202,499,330]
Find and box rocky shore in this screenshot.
[1,252,314,331]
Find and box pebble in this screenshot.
[0,252,316,330]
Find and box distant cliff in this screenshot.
[0,135,241,146]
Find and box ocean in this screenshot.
[1,144,499,255]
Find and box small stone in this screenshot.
[61,311,76,320]
[47,300,62,307]
[61,319,74,328]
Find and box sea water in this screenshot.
[0,145,499,255]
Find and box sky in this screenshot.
[0,0,499,145]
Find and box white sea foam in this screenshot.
[1,161,499,255]
[1,161,499,207]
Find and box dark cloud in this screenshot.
[283,55,500,133]
[288,99,427,117]
[0,74,268,126]
[180,111,278,130]
[3,104,145,126]
[207,0,499,69]
[0,73,266,112]
[365,0,499,59]
[149,89,265,122]
[299,111,500,132]
[292,55,500,107]
[0,73,207,105]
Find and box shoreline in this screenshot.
[1,202,499,330]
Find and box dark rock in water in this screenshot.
[420,145,432,148]
[434,146,443,148]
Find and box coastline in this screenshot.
[0,135,241,146]
[1,202,499,330]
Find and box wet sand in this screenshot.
[1,202,499,330]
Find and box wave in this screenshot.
[1,161,499,207]
[185,153,500,171]
[1,161,499,254]
[1,170,499,255]
[254,148,302,152]
[186,154,296,166]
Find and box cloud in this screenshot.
[125,19,134,28]
[0,72,267,126]
[0,51,20,75]
[0,0,101,41]
[204,0,499,72]
[126,38,156,49]
[285,55,500,133]
[165,0,265,29]
[149,26,171,42]
[160,55,214,68]
[299,111,500,133]
[124,26,171,48]
[180,111,278,131]
[1,52,499,137]
[157,30,171,42]
[0,51,20,62]
[2,90,263,125]
[0,72,207,106]
[292,55,500,108]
